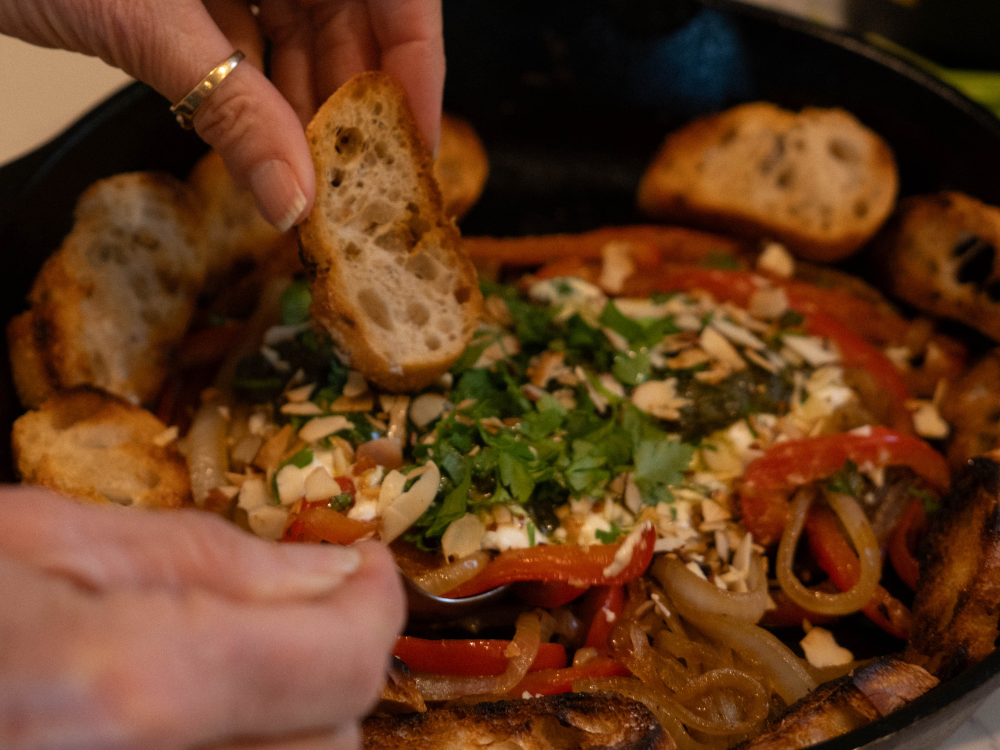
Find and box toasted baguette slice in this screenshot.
[299,72,482,391]
[737,658,936,750]
[638,103,898,262]
[362,692,671,750]
[873,191,1000,342]
[187,150,285,291]
[8,173,206,408]
[12,387,190,509]
[434,113,489,220]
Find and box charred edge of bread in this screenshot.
[362,692,671,750]
[12,386,191,509]
[638,103,898,263]
[738,658,937,750]
[906,457,1000,679]
[299,72,482,392]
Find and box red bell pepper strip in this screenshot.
[805,506,912,640]
[890,499,927,591]
[443,524,657,599]
[577,585,626,650]
[739,426,949,547]
[512,656,632,697]
[512,580,590,607]
[392,637,567,676]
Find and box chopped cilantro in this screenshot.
[287,447,314,469]
[280,280,312,325]
[599,300,679,349]
[527,520,537,546]
[331,493,352,511]
[633,438,694,506]
[595,523,625,544]
[826,459,867,498]
[612,349,652,386]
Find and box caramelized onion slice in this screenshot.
[652,554,768,623]
[414,611,541,701]
[776,488,880,616]
[411,551,491,597]
[188,392,229,506]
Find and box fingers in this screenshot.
[77,542,404,747]
[0,538,401,749]
[0,487,361,601]
[203,0,266,70]
[366,0,445,151]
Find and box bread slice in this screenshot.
[434,113,489,220]
[873,191,1000,342]
[187,150,285,291]
[362,692,670,750]
[8,172,207,408]
[12,387,190,509]
[638,103,898,262]
[299,72,482,391]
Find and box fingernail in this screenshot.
[249,159,307,232]
[257,545,362,599]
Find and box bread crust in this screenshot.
[299,72,482,392]
[638,103,898,262]
[874,191,1000,342]
[12,387,190,509]
[363,692,672,750]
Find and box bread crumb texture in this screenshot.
[299,72,481,391]
[12,387,191,508]
[8,172,207,408]
[638,102,898,262]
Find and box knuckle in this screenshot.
[194,85,257,157]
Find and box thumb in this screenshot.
[125,1,316,231]
[0,486,362,601]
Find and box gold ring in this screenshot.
[170,50,246,130]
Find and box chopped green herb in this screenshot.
[280,280,312,325]
[826,459,867,498]
[527,521,537,546]
[331,493,352,511]
[595,523,625,544]
[612,349,652,386]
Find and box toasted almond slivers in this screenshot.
[152,425,179,447]
[299,414,353,443]
[281,401,323,416]
[285,383,316,403]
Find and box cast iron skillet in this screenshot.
[2,1,1000,748]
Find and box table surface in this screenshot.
[3,15,1000,750]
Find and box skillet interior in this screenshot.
[1,2,999,747]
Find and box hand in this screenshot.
[0,487,405,750]
[0,0,445,232]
